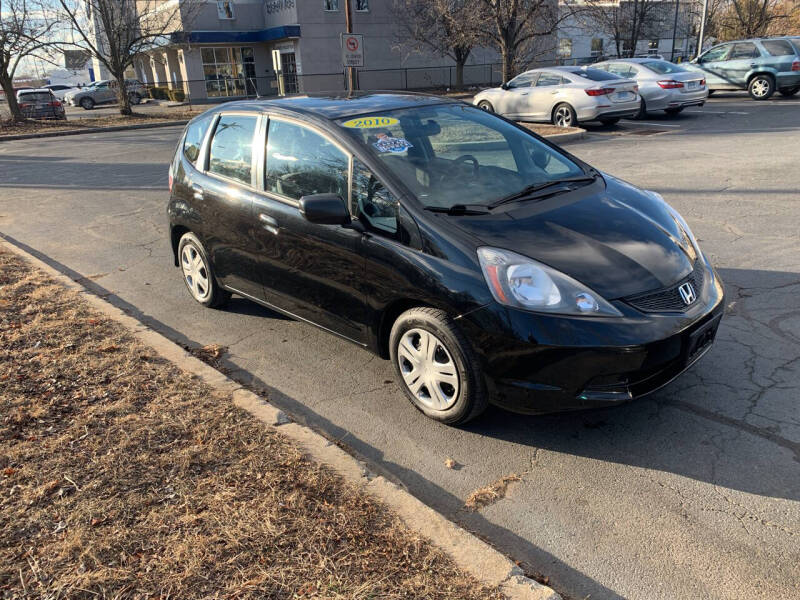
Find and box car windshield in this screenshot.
[19,92,52,102]
[336,104,586,209]
[641,60,688,74]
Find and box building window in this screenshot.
[356,0,369,10]
[648,39,659,54]
[217,1,235,20]
[591,38,603,56]
[324,0,339,10]
[201,47,256,98]
[558,38,572,58]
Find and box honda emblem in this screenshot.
[678,282,696,305]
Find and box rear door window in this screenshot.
[265,119,349,201]
[535,73,563,87]
[207,114,259,185]
[761,40,795,56]
[728,43,760,60]
[183,115,213,164]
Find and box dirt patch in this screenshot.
[0,248,504,599]
[0,112,198,138]
[464,474,522,512]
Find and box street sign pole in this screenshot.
[345,0,355,92]
[697,0,709,59]
[272,49,285,97]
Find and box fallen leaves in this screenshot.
[464,474,522,512]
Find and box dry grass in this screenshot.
[0,112,197,138]
[0,248,504,600]
[517,123,583,137]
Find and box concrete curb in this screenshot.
[0,119,190,142]
[0,237,561,600]
[544,129,586,144]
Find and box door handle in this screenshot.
[191,184,204,200]
[520,92,528,95]
[258,213,279,235]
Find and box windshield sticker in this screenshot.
[341,116,400,129]
[373,133,413,154]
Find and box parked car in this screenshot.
[16,88,66,120]
[685,37,800,100]
[167,93,724,424]
[64,79,146,109]
[472,66,640,127]
[44,84,79,100]
[593,58,708,116]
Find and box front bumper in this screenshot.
[458,261,725,415]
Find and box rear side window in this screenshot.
[572,68,621,81]
[761,40,795,56]
[265,119,349,201]
[208,114,259,185]
[183,115,212,164]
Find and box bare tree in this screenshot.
[56,0,197,115]
[476,0,564,82]
[0,0,58,122]
[711,0,798,39]
[577,0,669,58]
[393,0,482,88]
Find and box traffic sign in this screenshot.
[341,33,364,68]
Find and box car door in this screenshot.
[525,72,566,120]
[94,82,114,104]
[499,72,538,118]
[189,112,265,299]
[720,42,762,87]
[253,115,367,343]
[693,44,733,88]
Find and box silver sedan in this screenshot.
[593,58,708,116]
[473,66,641,127]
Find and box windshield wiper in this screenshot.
[488,174,598,209]
[424,204,490,215]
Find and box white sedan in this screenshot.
[473,66,641,127]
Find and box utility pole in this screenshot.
[345,0,355,92]
[697,0,709,58]
[670,0,680,62]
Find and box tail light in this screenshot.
[19,102,29,108]
[633,84,639,93]
[700,78,706,86]
[792,60,800,72]
[657,80,684,89]
[585,87,614,96]
[168,169,174,193]
[48,101,62,107]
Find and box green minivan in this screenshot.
[687,37,800,100]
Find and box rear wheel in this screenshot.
[178,232,230,308]
[477,100,494,112]
[598,117,620,125]
[748,74,775,100]
[390,307,488,425]
[79,97,94,110]
[778,86,799,97]
[552,103,577,127]
[664,107,684,116]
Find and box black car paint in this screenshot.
[168,93,724,415]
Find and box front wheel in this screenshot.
[477,100,494,112]
[748,75,775,100]
[178,232,231,308]
[390,307,488,425]
[779,86,799,97]
[664,107,683,116]
[80,97,94,110]
[552,103,577,128]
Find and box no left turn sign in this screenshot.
[341,33,364,68]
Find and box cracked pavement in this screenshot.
[1,94,798,599]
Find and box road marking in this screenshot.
[622,121,682,127]
[687,110,749,115]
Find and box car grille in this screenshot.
[623,260,705,313]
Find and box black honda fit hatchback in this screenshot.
[168,92,724,424]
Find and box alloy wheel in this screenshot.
[554,106,573,127]
[397,328,460,410]
[181,243,211,302]
[751,78,770,98]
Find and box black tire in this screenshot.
[552,102,577,127]
[707,90,716,97]
[477,100,494,112]
[635,98,647,119]
[664,107,684,116]
[748,74,775,100]
[80,97,94,110]
[177,232,231,309]
[389,307,488,425]
[778,86,799,97]
[598,117,620,125]
[129,92,142,105]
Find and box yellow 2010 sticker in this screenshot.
[341,116,399,129]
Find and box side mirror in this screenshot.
[531,150,551,170]
[501,82,509,90]
[299,193,350,225]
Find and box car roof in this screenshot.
[18,88,53,94]
[211,91,461,120]
[598,57,667,64]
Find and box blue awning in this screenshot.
[170,25,300,45]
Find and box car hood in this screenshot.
[444,175,698,299]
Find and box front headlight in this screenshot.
[477,247,623,317]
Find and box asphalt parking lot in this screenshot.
[1,93,798,600]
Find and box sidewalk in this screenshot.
[0,247,512,598]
